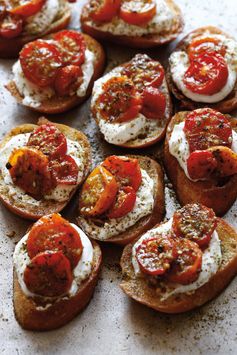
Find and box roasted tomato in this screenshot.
[188,36,226,59]
[24,251,73,297]
[97,76,142,123]
[89,0,121,22]
[53,30,86,66]
[54,65,83,97]
[184,108,232,152]
[102,155,142,191]
[168,238,202,285]
[49,155,79,185]
[119,0,156,25]
[27,214,83,269]
[136,235,177,276]
[10,0,46,17]
[7,147,54,200]
[184,52,228,95]
[107,186,136,219]
[187,150,218,180]
[207,146,237,177]
[20,40,63,87]
[79,166,118,216]
[172,203,217,248]
[27,123,67,159]
[0,12,22,38]
[141,86,166,119]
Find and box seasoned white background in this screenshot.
[1,1,237,354]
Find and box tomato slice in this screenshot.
[141,86,166,119]
[188,36,226,59]
[207,146,237,178]
[89,0,121,22]
[24,251,73,297]
[136,235,177,276]
[9,0,46,17]
[119,0,156,25]
[172,203,217,248]
[54,65,83,97]
[20,40,63,87]
[107,186,136,219]
[27,213,83,269]
[49,155,79,185]
[7,147,55,200]
[27,123,67,159]
[184,108,232,152]
[97,76,142,123]
[53,30,86,66]
[101,155,142,191]
[79,166,118,216]
[183,52,228,95]
[0,12,22,38]
[168,239,202,285]
[187,150,218,180]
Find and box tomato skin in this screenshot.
[49,155,79,185]
[0,12,22,38]
[107,186,136,219]
[90,0,121,22]
[187,150,218,180]
[119,0,156,25]
[54,65,83,97]
[207,146,237,178]
[141,86,166,119]
[10,0,46,17]
[24,251,73,297]
[188,37,226,59]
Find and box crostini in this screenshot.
[77,155,165,245]
[0,117,91,220]
[164,108,237,216]
[81,0,183,48]
[167,26,237,113]
[120,203,237,313]
[0,0,70,58]
[13,213,102,331]
[6,29,105,114]
[91,54,172,148]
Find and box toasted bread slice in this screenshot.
[81,0,183,48]
[6,33,106,114]
[166,26,237,113]
[14,240,102,331]
[120,218,237,313]
[0,118,91,220]
[0,0,71,59]
[77,155,165,245]
[163,111,237,216]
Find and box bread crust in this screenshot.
[80,0,183,48]
[14,240,102,331]
[120,218,237,313]
[0,0,71,59]
[77,155,165,245]
[166,26,237,113]
[6,33,106,114]
[163,111,237,216]
[0,118,91,220]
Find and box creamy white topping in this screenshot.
[169,33,237,103]
[77,49,95,97]
[13,224,94,302]
[78,169,154,240]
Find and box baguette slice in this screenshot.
[77,155,165,245]
[14,240,102,331]
[166,26,237,113]
[0,0,71,58]
[0,118,91,220]
[120,218,237,313]
[6,33,106,114]
[163,111,237,216]
[81,0,183,48]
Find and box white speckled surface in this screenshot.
[1,1,237,354]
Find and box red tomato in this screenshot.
[54,65,83,97]
[24,251,73,297]
[119,0,156,25]
[107,186,136,219]
[102,155,142,191]
[27,123,67,159]
[0,12,22,38]
[172,203,217,248]
[79,166,118,216]
[27,213,83,269]
[184,52,228,95]
[53,30,86,66]
[10,0,46,17]
[136,235,177,276]
[49,155,79,185]
[141,86,166,119]
[20,40,63,87]
[207,146,237,178]
[97,76,142,123]
[184,108,232,152]
[188,37,226,59]
[89,0,121,22]
[168,239,202,285]
[187,150,218,180]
